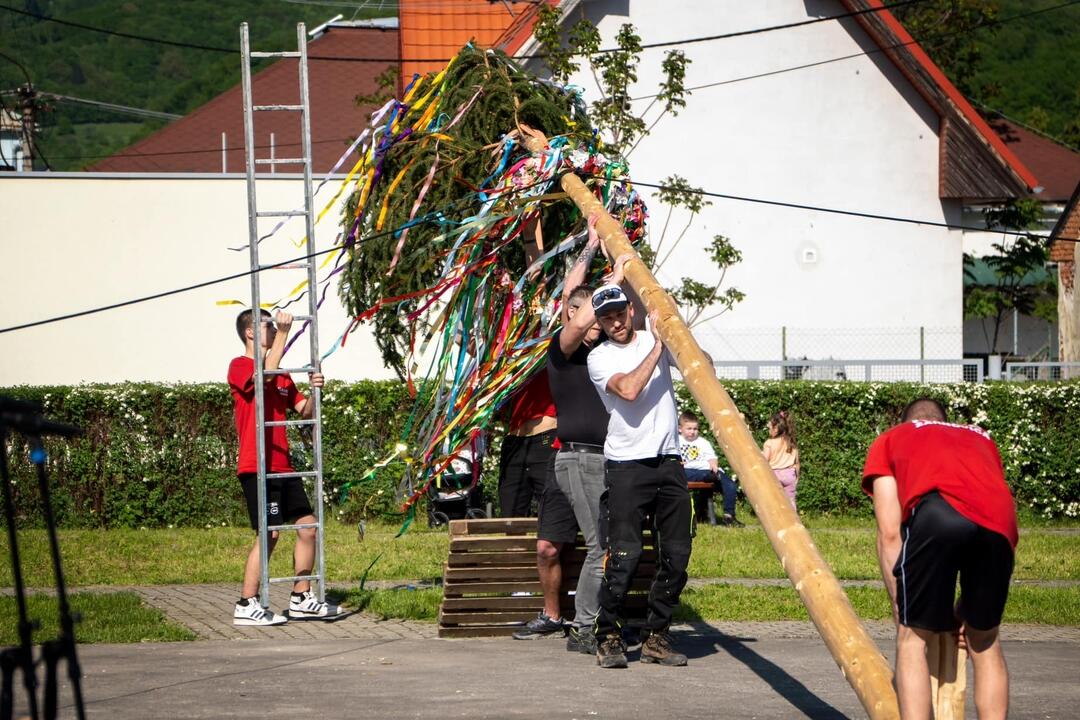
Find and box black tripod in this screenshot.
[0,397,86,720]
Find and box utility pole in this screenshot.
[16,84,36,170]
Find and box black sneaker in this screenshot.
[566,626,597,654]
[596,633,628,668]
[512,612,565,640]
[640,630,688,666]
[719,514,744,528]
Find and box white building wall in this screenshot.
[0,174,396,385]
[538,0,965,360]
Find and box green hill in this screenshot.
[0,0,391,170]
[1,0,1078,171]
[970,0,1080,146]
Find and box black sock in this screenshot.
[292,590,306,598]
[238,597,251,606]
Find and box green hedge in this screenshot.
[2,380,1078,528]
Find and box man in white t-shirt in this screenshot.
[586,284,692,669]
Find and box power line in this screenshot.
[619,176,1053,239]
[39,134,358,162]
[31,0,1080,165]
[1,166,1061,336]
[0,176,551,335]
[0,0,930,64]
[38,92,182,121]
[631,0,1080,100]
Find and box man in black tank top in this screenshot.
[514,213,635,654]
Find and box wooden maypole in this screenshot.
[527,137,900,720]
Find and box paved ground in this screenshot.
[9,583,1080,718]
[23,632,1080,719]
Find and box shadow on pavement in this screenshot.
[676,629,851,719]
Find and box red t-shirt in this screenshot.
[228,356,305,475]
[507,369,556,431]
[862,420,1017,548]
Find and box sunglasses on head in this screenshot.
[593,287,624,304]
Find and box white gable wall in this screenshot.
[0,174,395,385]
[537,0,964,361]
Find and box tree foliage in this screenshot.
[963,199,1057,354]
[533,7,743,325]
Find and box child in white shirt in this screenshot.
[679,411,741,526]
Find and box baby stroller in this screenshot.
[428,438,488,527]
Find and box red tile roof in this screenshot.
[984,118,1080,203]
[91,26,399,173]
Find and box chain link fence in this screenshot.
[693,326,963,362]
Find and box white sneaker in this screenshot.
[288,590,342,620]
[233,599,288,626]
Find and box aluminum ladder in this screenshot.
[239,21,326,610]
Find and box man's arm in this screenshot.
[559,248,634,357]
[871,475,903,624]
[561,212,601,326]
[605,311,664,402]
[264,311,293,376]
[296,372,325,418]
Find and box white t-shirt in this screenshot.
[679,436,716,471]
[587,329,680,461]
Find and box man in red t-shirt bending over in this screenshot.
[862,397,1017,720]
[228,309,339,626]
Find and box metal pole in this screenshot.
[240,22,271,610]
[920,326,925,383]
[0,424,39,720]
[221,132,227,174]
[781,325,787,361]
[296,23,326,603]
[1013,308,1019,357]
[270,132,276,175]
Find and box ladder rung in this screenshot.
[260,262,311,271]
[251,51,300,59]
[269,574,319,584]
[253,104,303,112]
[264,419,318,428]
[256,210,307,218]
[256,157,308,165]
[268,522,320,532]
[265,366,316,376]
[266,470,319,480]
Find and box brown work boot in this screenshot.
[640,629,687,666]
[596,633,628,669]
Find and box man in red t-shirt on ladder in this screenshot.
[228,309,340,626]
[863,397,1017,720]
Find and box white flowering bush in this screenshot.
[676,380,1080,518]
[3,379,1078,527]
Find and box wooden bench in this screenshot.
[438,517,655,638]
[686,481,717,525]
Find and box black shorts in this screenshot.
[238,473,314,531]
[537,462,578,544]
[498,429,556,517]
[895,492,1014,632]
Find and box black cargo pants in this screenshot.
[594,454,693,637]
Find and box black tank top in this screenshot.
[546,328,609,446]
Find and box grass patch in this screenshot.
[1,519,1075,588]
[0,523,449,587]
[0,592,196,644]
[688,524,1079,581]
[331,583,1080,626]
[674,584,1080,625]
[340,587,441,621]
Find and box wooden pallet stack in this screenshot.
[438,517,655,638]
